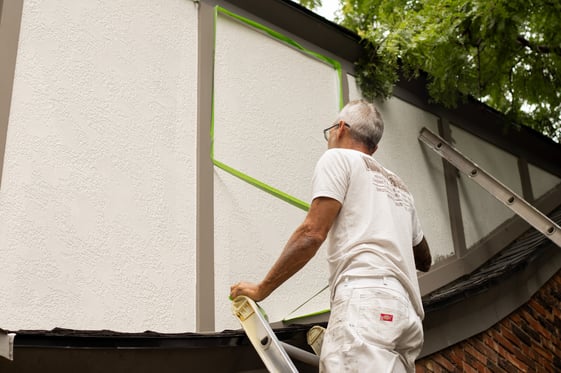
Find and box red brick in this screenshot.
[470,338,498,363]
[464,350,489,372]
[464,343,487,365]
[510,323,532,347]
[493,333,517,356]
[446,348,465,368]
[530,297,550,318]
[418,270,561,372]
[433,354,457,372]
[461,361,479,373]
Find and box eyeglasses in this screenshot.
[323,122,350,141]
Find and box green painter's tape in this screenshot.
[216,7,343,87]
[214,159,310,211]
[283,309,330,324]
[213,6,344,211]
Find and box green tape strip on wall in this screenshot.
[212,6,344,212]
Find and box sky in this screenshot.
[315,0,340,21]
[293,0,341,21]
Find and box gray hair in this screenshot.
[335,99,384,153]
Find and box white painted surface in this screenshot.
[529,164,561,200]
[449,126,522,248]
[0,0,198,332]
[3,0,556,336]
[213,12,340,330]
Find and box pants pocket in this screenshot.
[349,287,408,348]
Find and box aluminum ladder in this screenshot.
[232,296,319,372]
[418,127,561,248]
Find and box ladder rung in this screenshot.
[419,127,561,248]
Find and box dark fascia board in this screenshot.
[219,0,561,178]
[5,325,314,350]
[223,0,364,62]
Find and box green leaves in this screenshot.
[298,0,323,11]
[333,0,561,140]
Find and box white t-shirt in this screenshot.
[312,148,425,319]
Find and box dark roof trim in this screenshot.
[4,325,315,350]
[224,0,363,62]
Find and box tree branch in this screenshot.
[516,35,561,57]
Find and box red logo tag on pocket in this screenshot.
[380,313,394,322]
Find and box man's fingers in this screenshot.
[230,281,262,301]
[230,282,246,299]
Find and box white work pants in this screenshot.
[320,276,423,373]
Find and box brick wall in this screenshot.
[416,269,561,372]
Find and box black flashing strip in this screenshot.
[225,0,363,62]
[4,325,315,350]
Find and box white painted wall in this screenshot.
[449,126,522,248]
[0,0,198,332]
[529,164,561,200]
[213,11,340,331]
[3,1,558,335]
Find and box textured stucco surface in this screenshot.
[528,164,561,199]
[213,12,339,330]
[3,1,558,336]
[0,0,198,332]
[449,126,523,248]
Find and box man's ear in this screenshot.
[334,121,344,139]
[336,121,343,132]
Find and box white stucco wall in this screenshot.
[0,0,198,332]
[3,0,557,336]
[529,164,561,200]
[213,11,340,330]
[449,126,523,248]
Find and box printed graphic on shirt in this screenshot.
[362,156,414,210]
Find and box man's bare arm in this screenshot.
[414,237,432,272]
[230,197,341,302]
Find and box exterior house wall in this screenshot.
[0,0,199,332]
[0,0,559,338]
[450,126,523,248]
[530,163,561,199]
[212,9,340,330]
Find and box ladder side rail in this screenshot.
[419,127,561,248]
[232,296,299,373]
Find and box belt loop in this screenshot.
[383,276,388,286]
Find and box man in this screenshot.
[230,99,432,372]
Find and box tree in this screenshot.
[299,0,561,141]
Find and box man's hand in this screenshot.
[230,281,267,302]
[413,237,432,272]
